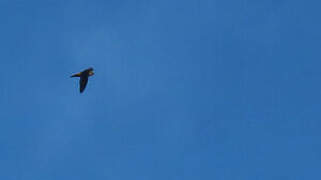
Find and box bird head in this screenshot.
[88,67,94,76]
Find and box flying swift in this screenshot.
[70,67,94,93]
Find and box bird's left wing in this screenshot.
[79,76,88,93]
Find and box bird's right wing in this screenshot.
[71,72,81,77]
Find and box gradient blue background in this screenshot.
[1,0,321,179]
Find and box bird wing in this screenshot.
[71,72,81,77]
[79,76,88,93]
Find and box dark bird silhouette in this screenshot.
[71,67,94,93]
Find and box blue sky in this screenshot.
[0,0,321,179]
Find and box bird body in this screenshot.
[71,67,94,93]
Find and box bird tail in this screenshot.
[71,73,81,77]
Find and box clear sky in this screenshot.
[0,0,320,179]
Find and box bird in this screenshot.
[70,67,94,93]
